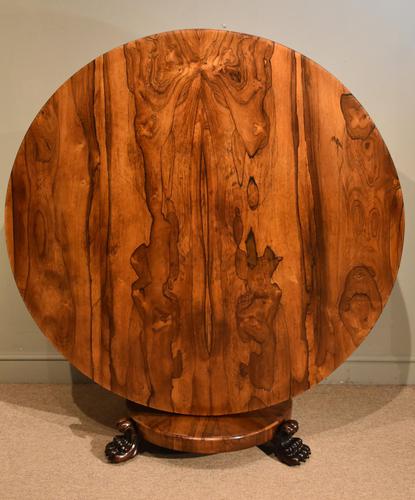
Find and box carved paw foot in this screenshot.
[273,420,311,466]
[105,418,141,463]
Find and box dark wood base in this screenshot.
[127,399,292,454]
[105,399,311,465]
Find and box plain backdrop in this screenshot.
[0,0,413,383]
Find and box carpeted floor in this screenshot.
[0,384,414,500]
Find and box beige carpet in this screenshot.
[0,384,414,500]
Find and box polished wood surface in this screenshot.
[127,399,292,454]
[5,29,404,415]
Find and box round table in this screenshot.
[5,29,404,465]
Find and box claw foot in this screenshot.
[105,418,141,463]
[273,419,311,466]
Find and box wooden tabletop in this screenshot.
[5,29,404,415]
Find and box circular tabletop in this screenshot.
[5,29,404,415]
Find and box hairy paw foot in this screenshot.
[273,419,311,466]
[105,418,140,464]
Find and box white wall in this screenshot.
[0,0,413,383]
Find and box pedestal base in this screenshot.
[105,399,311,465]
[128,399,292,454]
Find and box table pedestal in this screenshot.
[104,399,310,466]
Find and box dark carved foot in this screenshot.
[273,420,311,466]
[105,418,141,463]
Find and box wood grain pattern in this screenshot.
[127,399,292,454]
[5,29,404,415]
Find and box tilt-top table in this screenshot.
[5,29,404,466]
